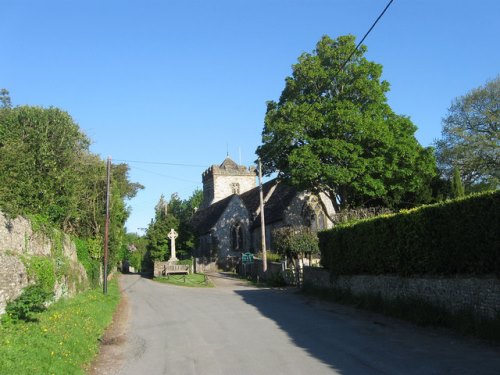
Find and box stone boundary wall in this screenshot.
[0,212,88,315]
[303,267,500,319]
[194,257,218,274]
[243,258,283,280]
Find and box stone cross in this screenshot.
[168,228,178,262]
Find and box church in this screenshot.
[191,157,336,264]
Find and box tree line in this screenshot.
[0,92,143,282]
[257,35,499,210]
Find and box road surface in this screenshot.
[102,274,500,375]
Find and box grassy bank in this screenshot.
[154,273,213,287]
[302,282,500,343]
[0,278,120,374]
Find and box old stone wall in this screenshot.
[0,212,88,315]
[303,267,500,319]
[213,196,251,259]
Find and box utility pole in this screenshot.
[258,158,267,273]
[103,156,111,295]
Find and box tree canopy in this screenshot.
[144,190,203,264]
[256,35,436,210]
[0,102,143,271]
[435,76,499,191]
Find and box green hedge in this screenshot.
[319,191,500,276]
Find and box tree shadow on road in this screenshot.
[234,288,500,375]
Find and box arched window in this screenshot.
[231,223,244,251]
[302,195,327,231]
[231,183,240,195]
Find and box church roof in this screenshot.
[219,157,240,170]
[191,178,299,235]
[240,179,298,228]
[190,194,236,234]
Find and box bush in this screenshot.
[273,226,319,261]
[319,191,500,276]
[4,285,53,322]
[25,256,56,292]
[74,238,101,287]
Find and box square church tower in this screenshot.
[200,157,256,209]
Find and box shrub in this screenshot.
[4,285,53,322]
[319,191,500,276]
[74,238,101,287]
[273,226,319,264]
[25,256,56,292]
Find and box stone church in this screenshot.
[191,157,336,263]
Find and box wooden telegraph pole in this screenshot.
[103,156,111,295]
[258,158,267,273]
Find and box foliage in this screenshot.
[331,206,392,226]
[257,35,437,210]
[0,278,120,374]
[154,273,212,287]
[273,226,319,263]
[451,166,465,198]
[144,189,202,267]
[0,88,12,109]
[119,232,148,272]
[3,286,53,323]
[146,194,180,262]
[319,190,500,276]
[435,76,500,191]
[74,238,101,287]
[167,189,203,256]
[256,251,282,262]
[0,101,143,282]
[24,256,56,293]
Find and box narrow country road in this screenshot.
[105,274,499,375]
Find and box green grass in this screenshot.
[154,273,213,287]
[0,278,120,374]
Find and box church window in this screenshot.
[231,223,244,251]
[231,183,240,195]
[303,195,327,231]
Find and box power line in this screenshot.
[338,0,395,73]
[113,158,208,168]
[131,165,201,184]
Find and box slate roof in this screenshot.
[190,179,299,235]
[240,180,298,229]
[190,195,236,234]
[219,157,240,170]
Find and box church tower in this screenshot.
[200,157,256,209]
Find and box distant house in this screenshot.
[191,157,335,264]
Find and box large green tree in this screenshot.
[256,35,436,210]
[0,103,143,273]
[146,195,179,262]
[435,76,499,191]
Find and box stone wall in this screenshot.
[0,212,88,315]
[303,267,500,319]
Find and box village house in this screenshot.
[191,157,336,264]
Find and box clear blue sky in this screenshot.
[3,0,499,234]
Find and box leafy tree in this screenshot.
[0,106,91,223]
[272,226,319,266]
[0,103,143,281]
[0,89,11,109]
[451,166,465,198]
[146,195,179,262]
[256,35,436,210]
[435,76,499,191]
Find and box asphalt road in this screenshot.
[115,274,500,375]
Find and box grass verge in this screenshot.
[154,273,213,287]
[0,278,120,374]
[302,282,500,343]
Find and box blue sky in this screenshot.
[3,0,499,234]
